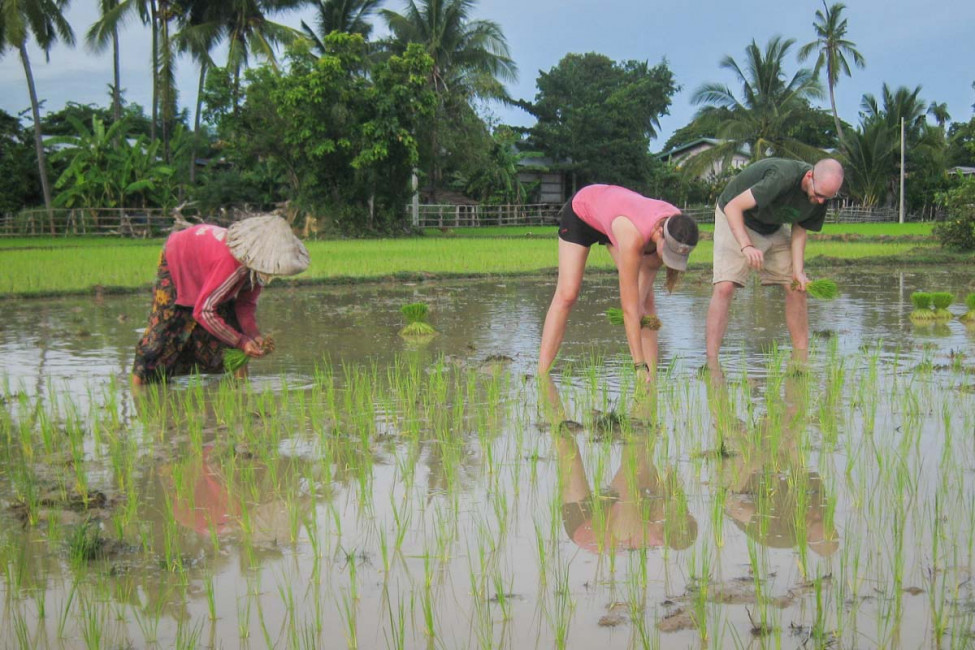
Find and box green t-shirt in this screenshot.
[718,159,826,235]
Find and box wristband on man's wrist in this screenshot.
[740,244,755,252]
[634,362,650,372]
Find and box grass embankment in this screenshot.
[0,223,968,298]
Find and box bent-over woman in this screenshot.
[538,184,699,380]
[132,215,309,386]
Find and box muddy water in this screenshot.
[4,269,971,388]
[1,268,974,649]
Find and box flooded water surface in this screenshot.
[1,268,974,648]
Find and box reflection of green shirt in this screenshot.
[718,159,826,235]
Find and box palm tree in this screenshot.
[844,84,942,205]
[381,0,515,99]
[798,1,865,142]
[927,101,950,129]
[174,1,223,184]
[861,84,928,138]
[380,0,516,192]
[689,36,824,175]
[301,0,382,53]
[840,121,895,206]
[0,0,75,222]
[85,0,126,123]
[86,0,173,144]
[218,0,306,111]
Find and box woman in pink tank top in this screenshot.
[538,184,699,381]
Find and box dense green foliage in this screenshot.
[0,110,42,213]
[49,116,176,209]
[521,52,677,190]
[380,0,516,196]
[933,176,975,251]
[209,35,437,234]
[1,0,973,234]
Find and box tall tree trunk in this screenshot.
[190,61,207,185]
[19,44,54,230]
[159,4,172,164]
[232,65,241,116]
[829,81,844,143]
[112,27,122,123]
[150,0,159,142]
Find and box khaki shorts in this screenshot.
[712,204,793,287]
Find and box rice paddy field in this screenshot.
[0,221,954,297]
[1,261,974,649]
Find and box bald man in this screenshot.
[705,158,844,364]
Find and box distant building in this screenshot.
[516,156,569,204]
[949,166,975,177]
[656,138,750,180]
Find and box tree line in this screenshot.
[2,0,974,237]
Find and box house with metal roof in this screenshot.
[656,138,750,180]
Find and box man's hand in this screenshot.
[742,245,764,270]
[790,271,810,292]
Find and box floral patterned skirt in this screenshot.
[132,250,239,383]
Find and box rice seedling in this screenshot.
[604,307,661,330]
[222,348,250,373]
[909,291,935,322]
[66,519,106,565]
[930,291,955,321]
[204,574,217,621]
[174,619,204,650]
[793,277,839,299]
[959,292,975,323]
[222,335,275,374]
[398,302,437,337]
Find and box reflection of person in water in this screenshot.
[161,443,312,545]
[706,367,839,556]
[541,376,698,553]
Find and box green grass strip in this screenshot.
[0,234,968,298]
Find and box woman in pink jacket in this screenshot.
[132,215,309,386]
[539,185,699,380]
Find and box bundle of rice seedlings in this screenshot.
[909,292,935,322]
[930,292,955,321]
[399,302,437,337]
[640,315,662,330]
[223,348,250,373]
[605,309,661,330]
[792,278,838,300]
[960,293,975,323]
[806,279,839,300]
[223,335,275,373]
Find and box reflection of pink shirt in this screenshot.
[572,185,681,248]
[164,225,261,347]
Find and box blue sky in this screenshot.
[1,0,973,149]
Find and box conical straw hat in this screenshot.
[226,215,310,276]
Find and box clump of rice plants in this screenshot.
[67,519,106,564]
[793,278,838,300]
[605,308,661,330]
[640,315,661,330]
[959,293,975,323]
[223,335,275,373]
[930,292,955,321]
[223,349,250,373]
[909,292,935,322]
[806,279,839,300]
[399,302,437,337]
[606,307,624,326]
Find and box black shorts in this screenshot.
[558,196,610,247]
